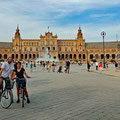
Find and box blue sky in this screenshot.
[0,0,120,42]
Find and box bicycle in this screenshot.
[16,78,28,108]
[0,78,15,109]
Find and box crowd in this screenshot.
[87,61,119,72]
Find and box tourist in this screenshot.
[30,61,33,72]
[99,62,103,71]
[12,61,31,103]
[95,61,99,70]
[87,62,91,72]
[47,61,51,72]
[106,62,108,71]
[66,61,70,73]
[0,57,14,91]
[52,61,56,72]
[115,62,118,72]
[42,61,46,70]
[34,61,36,69]
[91,61,93,66]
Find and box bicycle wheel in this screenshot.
[1,89,13,109]
[21,89,24,108]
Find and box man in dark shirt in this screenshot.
[66,61,70,73]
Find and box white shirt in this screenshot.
[1,62,14,78]
[95,62,99,66]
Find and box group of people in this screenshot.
[0,57,31,103]
[87,61,119,72]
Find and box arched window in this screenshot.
[90,54,94,59]
[83,54,86,59]
[70,54,72,59]
[58,54,61,59]
[16,54,18,59]
[30,47,32,51]
[29,54,32,59]
[101,54,104,59]
[0,54,2,59]
[106,54,110,59]
[25,54,27,59]
[62,54,64,59]
[95,54,99,59]
[74,54,76,59]
[112,54,115,59]
[53,47,55,51]
[66,54,68,59]
[21,54,23,59]
[79,54,81,59]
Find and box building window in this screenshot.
[37,42,39,46]
[24,42,26,46]
[42,47,44,51]
[106,54,110,59]
[64,42,65,46]
[24,48,27,52]
[79,54,81,59]
[101,54,104,59]
[112,54,115,59]
[0,54,2,59]
[53,47,55,51]
[32,42,33,46]
[65,47,67,51]
[25,54,27,59]
[90,54,94,59]
[59,47,61,52]
[72,42,74,46]
[70,54,72,59]
[30,47,32,51]
[48,47,50,51]
[36,48,38,52]
[71,47,73,51]
[83,54,86,59]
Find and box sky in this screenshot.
[0,0,120,42]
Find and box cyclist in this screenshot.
[0,57,14,91]
[12,61,31,103]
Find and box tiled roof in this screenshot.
[0,42,13,49]
[86,41,120,49]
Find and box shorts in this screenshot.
[16,78,26,88]
[66,66,69,69]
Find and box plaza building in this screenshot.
[0,26,119,63]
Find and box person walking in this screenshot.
[87,62,91,72]
[106,62,108,71]
[99,62,103,71]
[52,61,56,72]
[12,61,31,103]
[95,61,99,70]
[30,61,33,72]
[115,62,118,72]
[66,61,70,73]
[47,61,51,72]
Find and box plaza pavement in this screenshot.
[0,64,120,120]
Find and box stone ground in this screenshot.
[0,64,120,120]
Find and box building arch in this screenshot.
[0,54,2,59]
[106,54,110,59]
[4,54,7,59]
[70,54,72,59]
[90,54,94,59]
[112,54,115,59]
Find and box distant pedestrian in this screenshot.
[34,62,36,69]
[47,61,51,72]
[87,62,91,72]
[42,61,46,70]
[115,62,118,72]
[95,61,99,70]
[106,62,108,71]
[66,61,70,73]
[52,61,56,72]
[30,61,33,72]
[99,62,103,71]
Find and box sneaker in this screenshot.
[27,98,30,103]
[16,99,20,103]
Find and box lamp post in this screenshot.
[101,31,106,68]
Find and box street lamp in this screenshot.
[101,31,106,68]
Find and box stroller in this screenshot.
[57,66,63,73]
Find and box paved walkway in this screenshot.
[90,64,120,78]
[0,65,120,120]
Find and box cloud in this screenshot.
[89,14,116,18]
[0,0,120,42]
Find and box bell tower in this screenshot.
[77,26,85,51]
[13,25,21,51]
[12,25,22,60]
